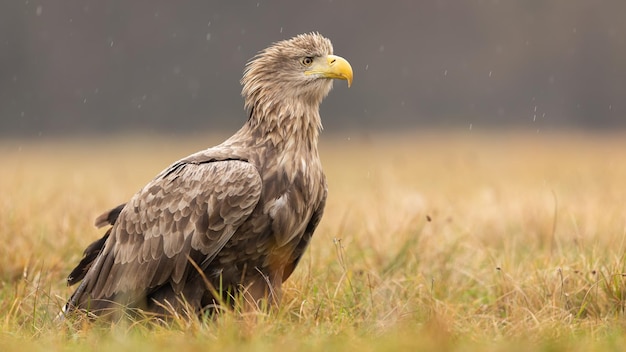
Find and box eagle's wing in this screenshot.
[69,158,262,307]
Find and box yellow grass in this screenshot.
[2,130,626,351]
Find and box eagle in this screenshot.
[62,33,353,318]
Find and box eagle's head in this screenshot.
[241,33,353,113]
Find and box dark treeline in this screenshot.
[1,0,624,136]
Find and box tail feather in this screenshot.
[61,203,125,318]
[94,203,125,228]
[67,230,110,286]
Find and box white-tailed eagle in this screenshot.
[62,33,353,318]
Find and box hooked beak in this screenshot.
[305,54,353,87]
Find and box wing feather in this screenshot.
[71,159,262,307]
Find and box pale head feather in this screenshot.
[240,33,335,137]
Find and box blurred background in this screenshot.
[1,0,624,137]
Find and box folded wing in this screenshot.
[67,159,262,310]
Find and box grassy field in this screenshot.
[2,130,626,351]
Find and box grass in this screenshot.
[2,130,626,351]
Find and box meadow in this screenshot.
[1,130,626,351]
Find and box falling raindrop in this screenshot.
[35,5,43,16]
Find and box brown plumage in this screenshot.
[62,33,353,318]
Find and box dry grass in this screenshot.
[2,130,626,351]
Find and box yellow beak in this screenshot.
[305,55,353,87]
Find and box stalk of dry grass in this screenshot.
[1,130,626,351]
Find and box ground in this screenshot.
[1,130,626,351]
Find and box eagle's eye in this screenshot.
[301,57,314,66]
